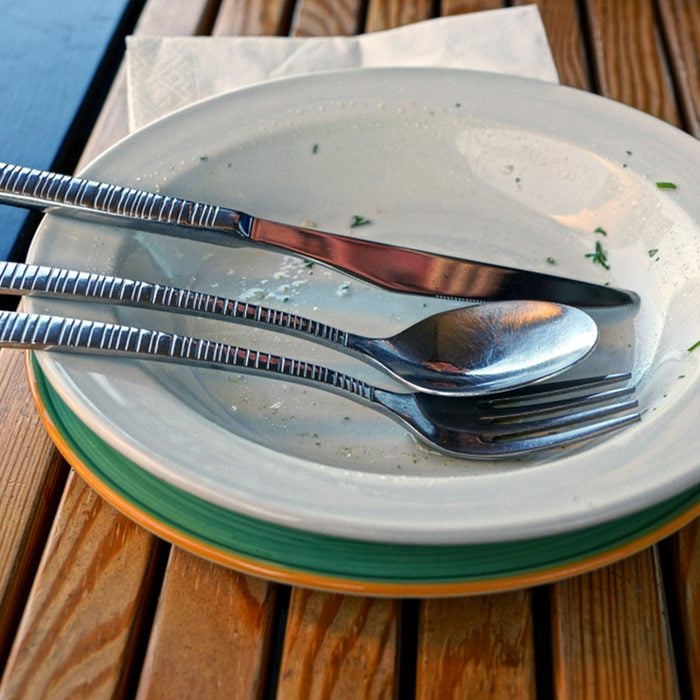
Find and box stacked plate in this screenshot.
[25,69,700,596]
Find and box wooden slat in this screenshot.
[0,472,160,698]
[658,0,700,136]
[442,0,505,14]
[516,0,590,89]
[585,0,681,124]
[135,550,277,698]
[667,522,700,698]
[365,0,434,32]
[416,592,536,699]
[276,589,399,699]
[0,350,67,665]
[291,0,364,36]
[551,550,679,699]
[213,0,291,36]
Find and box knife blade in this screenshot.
[0,162,638,308]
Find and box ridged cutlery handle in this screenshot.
[0,311,376,401]
[0,162,253,238]
[0,261,352,347]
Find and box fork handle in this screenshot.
[0,162,253,243]
[0,310,376,402]
[0,261,355,349]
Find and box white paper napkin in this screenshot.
[126,6,558,132]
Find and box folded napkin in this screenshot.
[126,6,558,132]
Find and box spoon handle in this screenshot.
[0,261,357,348]
[0,310,377,403]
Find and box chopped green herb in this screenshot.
[546,256,556,265]
[585,240,610,270]
[199,155,209,161]
[303,259,315,268]
[688,339,700,352]
[350,215,371,228]
[311,144,319,154]
[594,226,608,236]
[656,181,677,189]
[648,248,659,258]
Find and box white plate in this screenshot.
[27,68,700,544]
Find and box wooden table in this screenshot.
[1,1,699,697]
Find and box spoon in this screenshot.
[0,261,598,395]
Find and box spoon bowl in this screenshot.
[351,300,598,395]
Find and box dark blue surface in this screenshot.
[0,0,135,260]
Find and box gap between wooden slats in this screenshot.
[662,524,700,699]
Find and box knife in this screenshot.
[0,162,637,308]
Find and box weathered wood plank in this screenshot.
[551,551,679,699]
[516,0,590,89]
[136,550,277,699]
[585,0,681,124]
[276,589,399,699]
[365,0,434,32]
[0,472,160,699]
[291,0,364,36]
[416,592,536,699]
[442,0,505,14]
[0,350,67,666]
[213,0,291,36]
[658,0,700,136]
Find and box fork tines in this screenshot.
[477,373,640,453]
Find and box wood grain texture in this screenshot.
[551,550,679,699]
[366,0,433,32]
[442,0,504,14]
[667,522,700,698]
[416,592,536,699]
[0,472,160,699]
[0,350,67,665]
[276,589,399,699]
[515,0,590,89]
[214,0,291,36]
[291,0,364,36]
[585,0,680,124]
[658,0,700,136]
[136,549,277,699]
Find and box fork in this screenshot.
[0,310,640,458]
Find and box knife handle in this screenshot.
[0,161,253,241]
